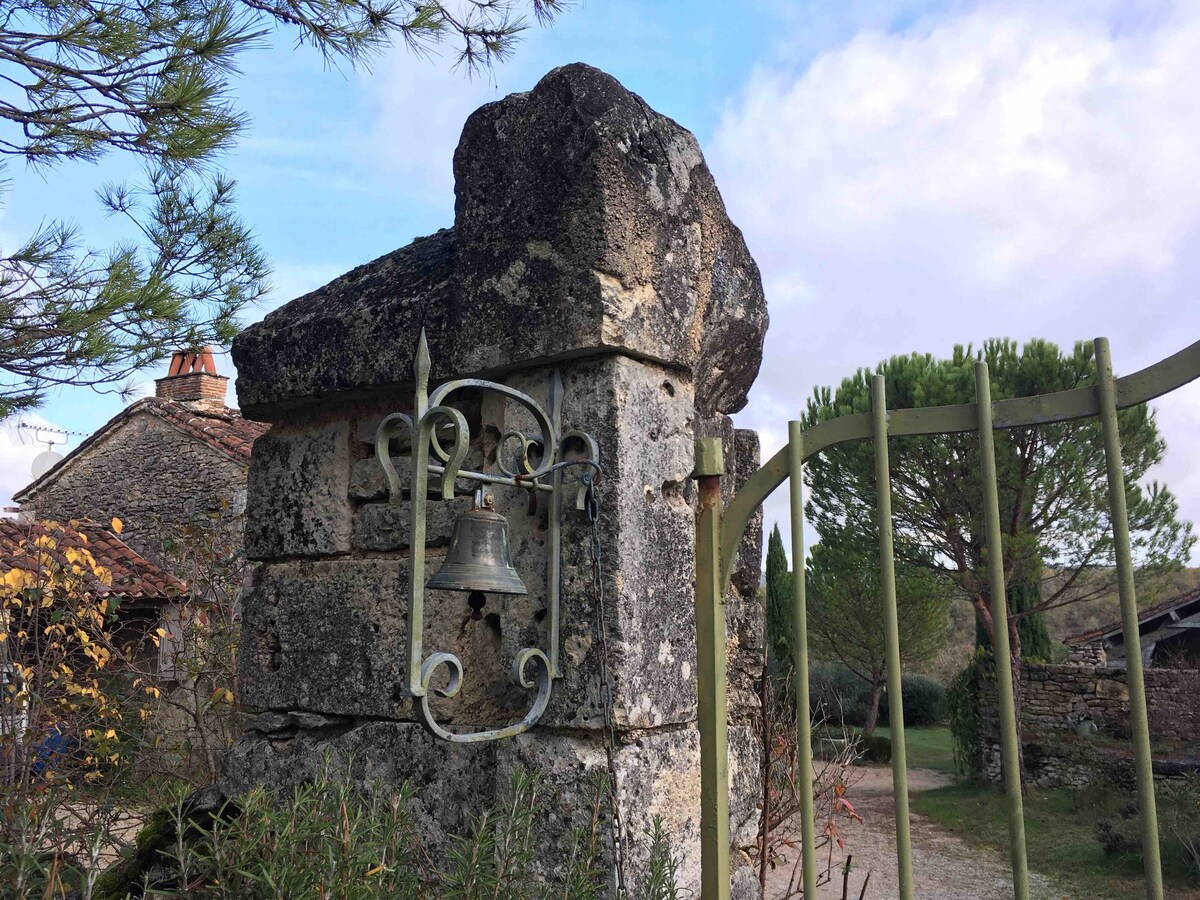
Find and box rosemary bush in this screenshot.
[4,759,684,899]
[1158,773,1200,878]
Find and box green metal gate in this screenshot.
[694,336,1200,900]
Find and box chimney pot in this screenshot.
[156,348,229,406]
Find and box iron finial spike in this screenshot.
[415,329,431,394]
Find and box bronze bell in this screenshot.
[427,506,528,596]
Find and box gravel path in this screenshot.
[763,766,1060,900]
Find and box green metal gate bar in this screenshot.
[870,375,915,899]
[786,422,818,898]
[694,438,730,900]
[692,337,1200,899]
[975,361,1031,899]
[1096,338,1163,898]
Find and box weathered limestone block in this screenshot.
[221,721,499,858]
[493,356,700,731]
[497,728,703,889]
[231,64,766,418]
[239,553,542,726]
[731,867,764,900]
[349,456,412,502]
[727,429,764,723]
[730,429,764,599]
[239,559,407,717]
[728,724,763,850]
[453,64,767,418]
[245,420,352,558]
[353,498,468,552]
[349,448,486,501]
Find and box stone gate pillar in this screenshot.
[223,63,768,895]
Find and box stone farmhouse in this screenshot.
[1067,584,1200,669]
[979,583,1200,788]
[12,349,269,568]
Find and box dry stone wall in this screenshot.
[223,64,768,895]
[980,662,1200,787]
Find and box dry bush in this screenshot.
[127,508,247,787]
[753,667,863,898]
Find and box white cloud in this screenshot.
[1152,380,1200,534]
[363,50,537,209]
[712,1,1200,560]
[718,3,1200,282]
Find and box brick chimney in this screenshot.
[155,348,228,407]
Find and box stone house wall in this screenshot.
[981,662,1200,743]
[980,662,1200,787]
[1065,643,1106,666]
[17,411,248,565]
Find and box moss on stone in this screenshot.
[92,807,174,900]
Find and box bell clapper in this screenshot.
[468,591,487,621]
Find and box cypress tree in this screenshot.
[764,524,792,682]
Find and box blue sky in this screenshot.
[3,0,1199,564]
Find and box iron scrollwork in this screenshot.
[375,330,599,743]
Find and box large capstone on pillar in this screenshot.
[225,62,768,895]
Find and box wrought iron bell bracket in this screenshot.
[374,330,600,744]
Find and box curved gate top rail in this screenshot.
[720,337,1200,587]
[694,336,1200,900]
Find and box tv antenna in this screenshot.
[8,421,87,480]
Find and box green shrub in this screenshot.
[1091,773,1200,882]
[810,662,947,729]
[107,775,424,899]
[946,651,988,776]
[1095,797,1142,860]
[1070,778,1126,819]
[857,733,892,764]
[641,816,685,900]
[881,673,946,727]
[809,662,871,726]
[1160,773,1200,878]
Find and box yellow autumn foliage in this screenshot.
[0,520,151,784]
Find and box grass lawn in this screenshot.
[911,784,1199,899]
[857,725,957,774]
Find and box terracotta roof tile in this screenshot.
[0,519,186,602]
[139,398,269,463]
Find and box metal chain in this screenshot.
[585,480,629,898]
